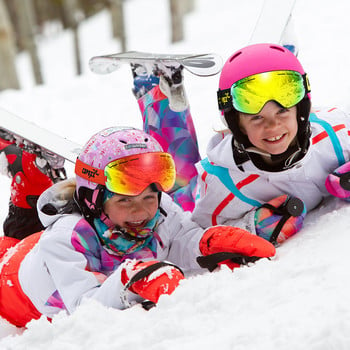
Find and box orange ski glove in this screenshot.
[197,226,276,271]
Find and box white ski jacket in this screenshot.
[192,108,350,230]
[18,182,204,318]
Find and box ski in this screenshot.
[249,0,297,46]
[89,52,223,77]
[0,107,81,164]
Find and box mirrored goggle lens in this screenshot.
[105,152,176,196]
[231,70,306,114]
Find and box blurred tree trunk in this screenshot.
[109,0,126,52]
[170,0,184,43]
[183,0,195,14]
[61,0,83,75]
[0,0,19,90]
[80,0,109,18]
[14,0,43,85]
[32,0,64,31]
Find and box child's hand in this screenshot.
[325,162,350,201]
[254,195,306,244]
[120,259,184,306]
[197,226,276,271]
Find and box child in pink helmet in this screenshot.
[0,127,275,327]
[132,43,350,245]
[190,43,350,244]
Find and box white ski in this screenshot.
[89,52,223,77]
[249,0,297,45]
[0,107,81,164]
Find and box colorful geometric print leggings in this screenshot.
[137,85,200,212]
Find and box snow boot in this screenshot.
[0,130,67,239]
[132,61,188,112]
[131,63,160,99]
[156,62,188,112]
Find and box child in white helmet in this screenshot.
[0,127,275,327]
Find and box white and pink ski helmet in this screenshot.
[74,127,168,218]
[75,126,163,193]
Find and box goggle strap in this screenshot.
[217,88,233,110]
[75,158,106,186]
[303,73,311,93]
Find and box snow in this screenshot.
[1,0,350,348]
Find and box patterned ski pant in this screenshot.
[138,85,200,212]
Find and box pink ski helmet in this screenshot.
[217,43,311,151]
[218,43,307,92]
[74,127,169,217]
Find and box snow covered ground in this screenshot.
[1,0,350,348]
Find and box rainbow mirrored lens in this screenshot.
[231,70,306,114]
[105,152,176,196]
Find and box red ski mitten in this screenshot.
[198,226,276,271]
[121,259,184,306]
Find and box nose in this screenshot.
[265,116,279,129]
[129,200,148,216]
[259,102,281,129]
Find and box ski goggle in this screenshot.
[75,152,176,196]
[217,70,310,114]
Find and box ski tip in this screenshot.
[89,56,121,75]
[181,53,223,76]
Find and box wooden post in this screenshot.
[109,0,126,52]
[170,0,184,43]
[183,0,195,14]
[0,0,20,90]
[61,0,83,75]
[14,0,43,85]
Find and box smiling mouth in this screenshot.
[264,134,285,142]
[126,220,146,228]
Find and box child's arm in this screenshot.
[325,161,350,201]
[254,195,306,245]
[195,195,305,271]
[193,192,306,246]
[37,222,128,313]
[317,107,350,199]
[161,194,276,273]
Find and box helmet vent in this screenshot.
[229,51,242,62]
[144,138,149,142]
[119,139,127,144]
[269,45,285,52]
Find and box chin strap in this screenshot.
[234,138,306,172]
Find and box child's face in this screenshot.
[103,186,159,229]
[239,101,298,155]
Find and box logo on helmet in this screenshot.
[217,89,233,110]
[81,167,101,179]
[125,143,147,150]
